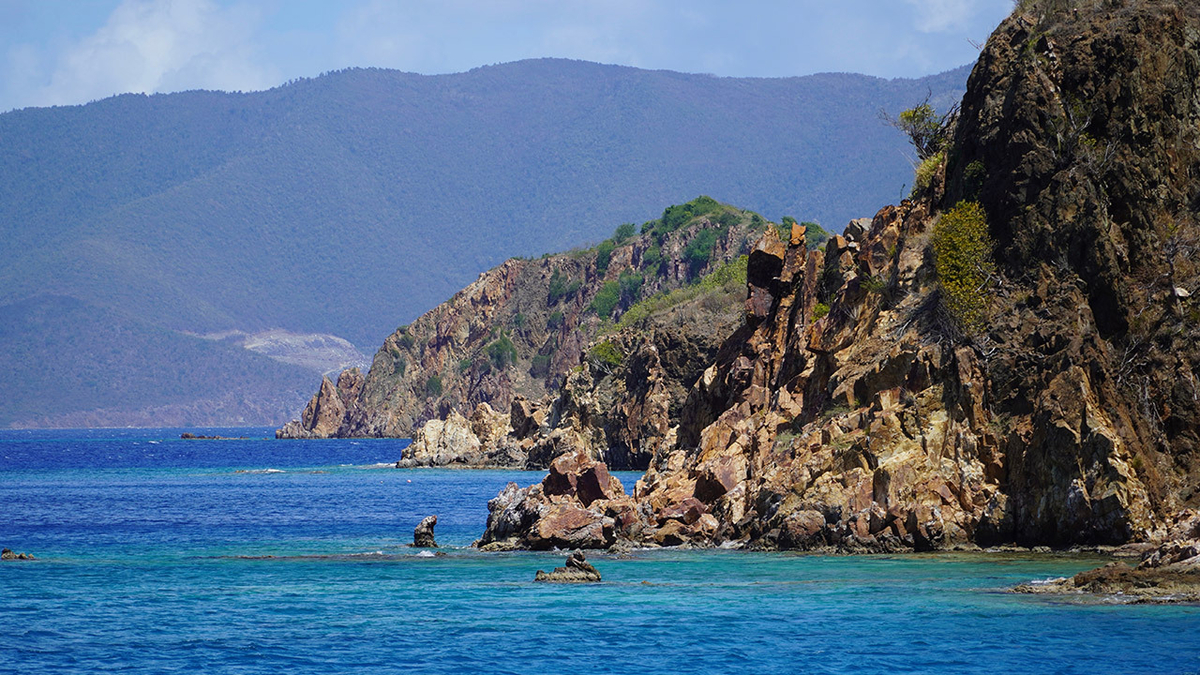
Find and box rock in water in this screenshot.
[1,548,33,560]
[413,515,438,548]
[534,551,602,583]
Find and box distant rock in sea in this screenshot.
[413,515,438,548]
[534,551,602,583]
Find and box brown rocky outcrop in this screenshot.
[477,452,635,551]
[1,548,34,561]
[277,202,771,442]
[534,551,602,583]
[413,515,438,548]
[276,368,363,439]
[477,1,1200,552]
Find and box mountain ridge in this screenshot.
[1,59,968,427]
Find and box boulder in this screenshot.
[1,548,33,561]
[413,515,438,548]
[534,551,602,583]
[398,412,482,467]
[530,503,614,550]
[542,452,625,507]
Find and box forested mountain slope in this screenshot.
[0,59,967,427]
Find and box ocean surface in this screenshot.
[2,428,1198,674]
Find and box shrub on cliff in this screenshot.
[590,280,621,318]
[589,339,623,369]
[424,375,443,397]
[884,96,957,161]
[619,270,644,303]
[595,240,616,275]
[912,151,944,197]
[548,270,581,304]
[803,221,830,248]
[932,201,995,331]
[486,334,518,369]
[613,222,636,244]
[529,354,552,378]
[684,229,719,276]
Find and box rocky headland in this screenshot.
[475,0,1200,557]
[280,198,818,468]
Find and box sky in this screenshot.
[0,0,1014,113]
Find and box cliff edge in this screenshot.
[479,0,1200,552]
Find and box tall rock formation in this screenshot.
[479,0,1200,551]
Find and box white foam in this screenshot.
[1028,576,1068,586]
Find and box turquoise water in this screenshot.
[2,429,1199,674]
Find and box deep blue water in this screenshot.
[2,429,1199,674]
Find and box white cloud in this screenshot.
[903,0,978,33]
[27,0,277,107]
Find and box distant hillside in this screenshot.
[0,59,968,427]
[278,196,793,440]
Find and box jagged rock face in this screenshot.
[278,208,767,439]
[631,1,1198,550]
[397,403,525,468]
[478,3,1200,552]
[530,312,742,470]
[275,368,363,439]
[945,1,1200,541]
[478,451,632,551]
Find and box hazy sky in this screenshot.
[0,0,1013,113]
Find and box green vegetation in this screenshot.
[962,160,986,199]
[886,96,957,160]
[778,216,798,240]
[617,255,748,329]
[618,270,644,302]
[424,375,444,397]
[589,339,624,368]
[862,275,886,294]
[812,302,830,321]
[397,332,416,350]
[613,222,636,243]
[547,270,582,304]
[512,312,525,329]
[932,201,995,331]
[590,280,622,318]
[486,334,518,369]
[648,196,724,240]
[595,239,616,275]
[642,245,664,276]
[393,356,407,376]
[802,221,830,248]
[547,310,564,329]
[458,358,472,373]
[684,229,720,275]
[530,354,552,378]
[912,151,945,196]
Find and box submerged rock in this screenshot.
[1013,511,1200,604]
[413,515,438,548]
[534,551,602,583]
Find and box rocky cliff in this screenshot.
[395,254,753,470]
[479,0,1200,552]
[279,198,804,442]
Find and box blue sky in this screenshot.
[0,0,1013,113]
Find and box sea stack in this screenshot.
[413,515,438,548]
[534,551,602,583]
